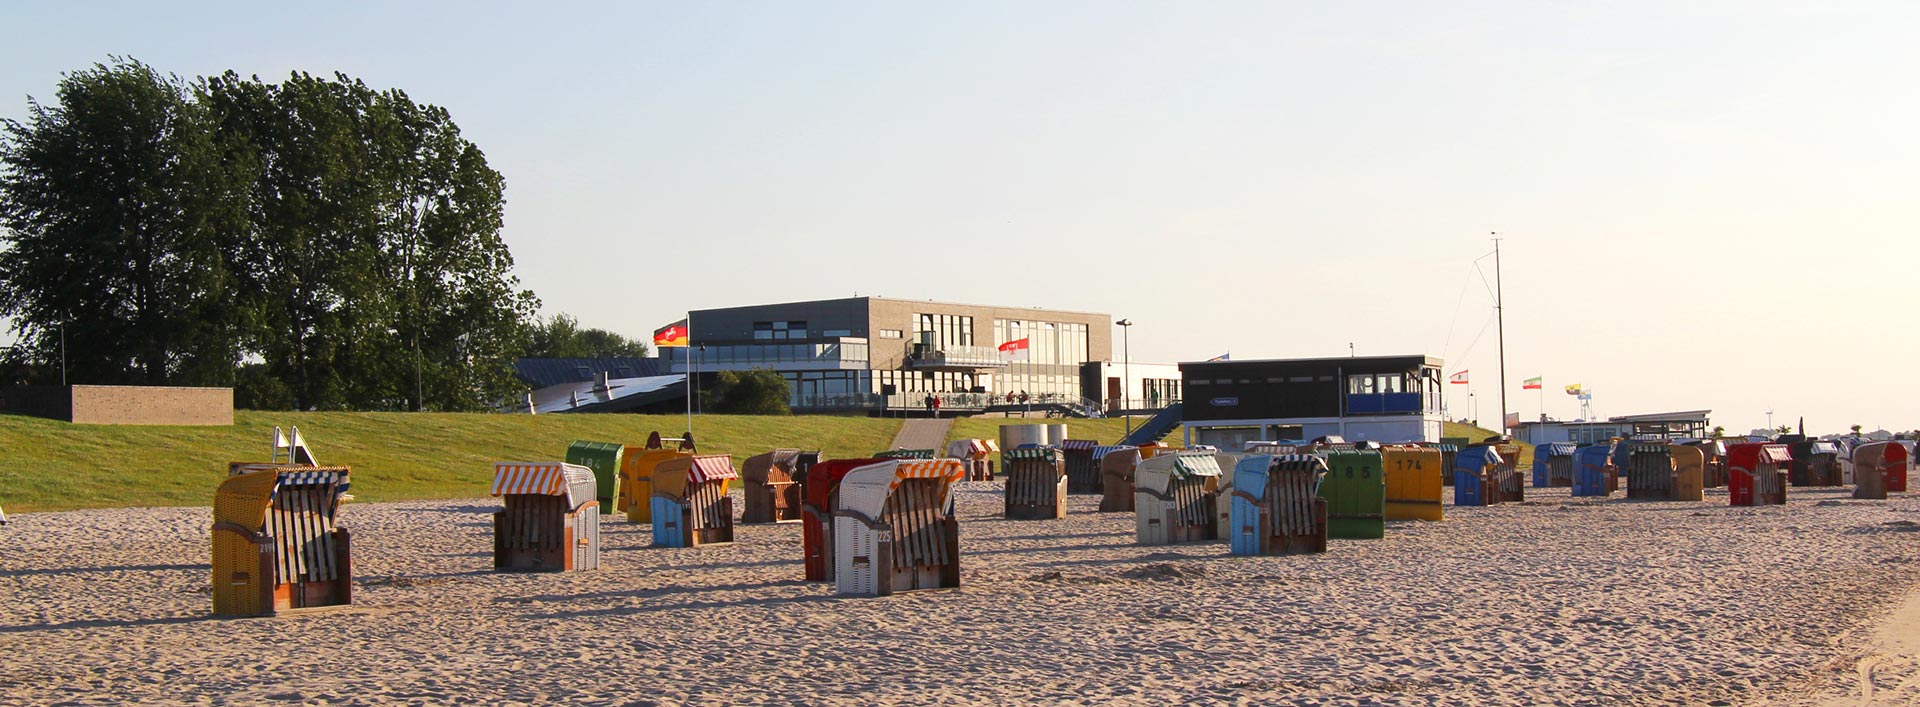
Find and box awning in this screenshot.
[1004,447,1058,463]
[1092,445,1134,461]
[1170,453,1223,479]
[1810,441,1841,455]
[894,459,966,484]
[1544,442,1579,457]
[1061,439,1098,451]
[1761,446,1793,464]
[1266,454,1330,472]
[491,462,595,507]
[690,455,738,483]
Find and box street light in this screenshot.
[1117,319,1132,436]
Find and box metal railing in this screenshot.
[905,344,1008,369]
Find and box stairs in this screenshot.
[889,417,954,452]
[1120,403,1183,446]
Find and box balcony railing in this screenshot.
[905,344,1008,369]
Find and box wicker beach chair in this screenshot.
[834,459,966,596]
[491,462,600,572]
[1003,447,1067,520]
[1382,446,1444,521]
[211,466,353,617]
[1229,454,1328,556]
[1134,451,1221,545]
[651,454,737,547]
[1097,446,1141,513]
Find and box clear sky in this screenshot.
[3,2,1915,435]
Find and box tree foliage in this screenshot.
[527,313,649,358]
[707,369,791,415]
[0,59,538,411]
[0,59,250,386]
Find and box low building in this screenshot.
[1178,355,1446,448]
[1079,361,1182,414]
[662,296,1112,415]
[1514,410,1713,446]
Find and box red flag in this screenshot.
[998,338,1030,362]
[1449,370,1469,385]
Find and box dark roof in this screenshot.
[1180,354,1443,372]
[515,357,670,389]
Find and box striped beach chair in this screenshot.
[946,438,996,481]
[617,432,695,523]
[1727,443,1790,506]
[1003,447,1067,520]
[834,459,966,596]
[802,458,887,582]
[742,449,811,524]
[491,462,600,572]
[1851,441,1908,500]
[1061,439,1102,494]
[1533,442,1577,488]
[1134,451,1221,545]
[651,454,738,547]
[211,466,353,617]
[1229,454,1328,556]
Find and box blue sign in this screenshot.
[1211,397,1239,407]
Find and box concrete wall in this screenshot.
[67,385,233,425]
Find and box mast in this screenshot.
[1493,234,1507,433]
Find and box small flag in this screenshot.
[1523,376,1542,390]
[998,337,1030,362]
[653,320,689,348]
[1564,383,1582,396]
[1449,370,1469,385]
[1206,353,1230,362]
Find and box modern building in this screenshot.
[1514,410,1713,446]
[1079,361,1183,414]
[1178,354,1446,448]
[661,297,1112,414]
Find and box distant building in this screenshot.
[1080,361,1183,414]
[1513,409,1713,446]
[662,297,1112,414]
[1178,355,1446,448]
[511,357,684,414]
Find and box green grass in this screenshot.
[0,411,900,512]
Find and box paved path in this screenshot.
[888,417,953,452]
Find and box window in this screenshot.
[823,329,851,337]
[878,329,903,339]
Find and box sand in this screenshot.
[2,484,1917,706]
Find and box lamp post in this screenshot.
[1117,319,1133,436]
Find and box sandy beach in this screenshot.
[3,484,1916,706]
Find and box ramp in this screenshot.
[1120,403,1183,446]
[889,418,954,452]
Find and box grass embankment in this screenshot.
[0,411,900,513]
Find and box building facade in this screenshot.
[1179,355,1446,448]
[663,297,1112,413]
[1514,410,1713,446]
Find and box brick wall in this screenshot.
[67,385,234,426]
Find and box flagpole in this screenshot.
[1492,234,1508,434]
[684,311,694,437]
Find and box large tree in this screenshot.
[0,59,538,411]
[199,70,538,411]
[0,59,251,386]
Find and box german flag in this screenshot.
[653,320,689,348]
